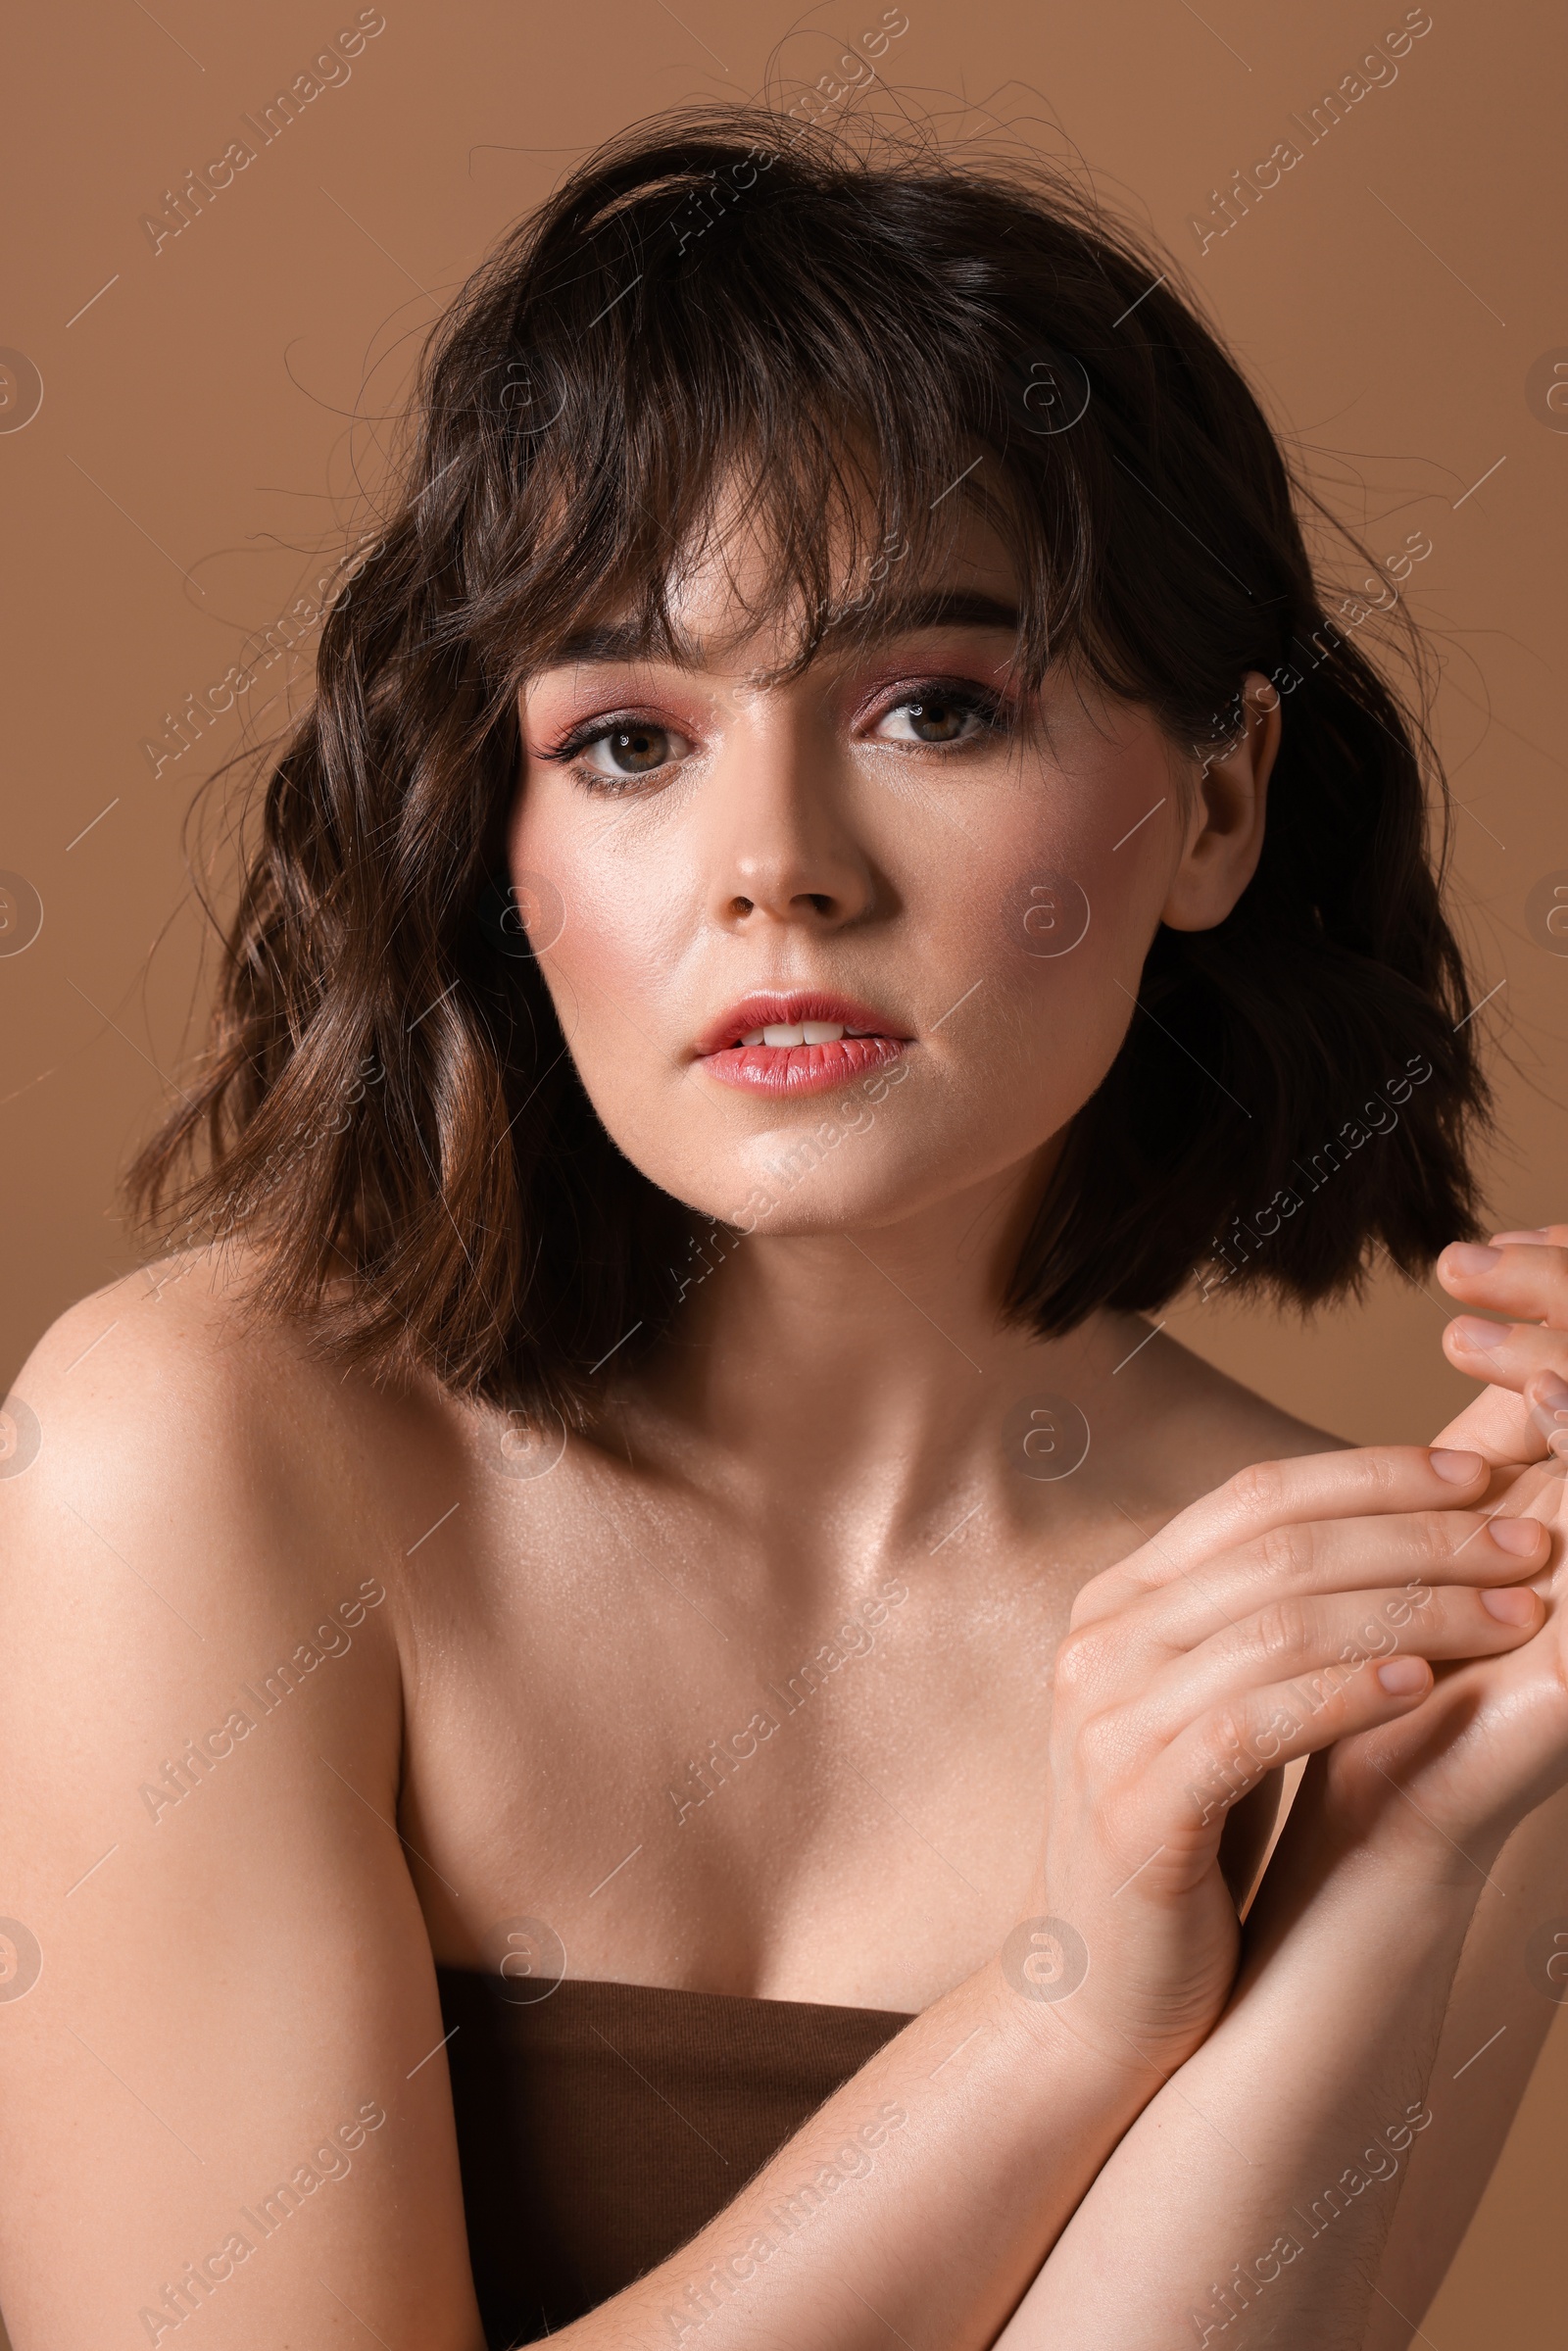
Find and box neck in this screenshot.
[612,1153,1152,1559]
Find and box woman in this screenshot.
[1,102,1564,2351]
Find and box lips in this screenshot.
[694,991,911,1097]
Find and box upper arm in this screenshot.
[0,1284,482,2347]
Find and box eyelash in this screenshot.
[538,678,1013,794]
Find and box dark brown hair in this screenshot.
[129,99,1490,1421]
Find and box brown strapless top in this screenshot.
[435,1965,913,2347]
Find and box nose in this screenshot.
[706,703,877,934]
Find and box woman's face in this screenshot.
[512,497,1265,1241]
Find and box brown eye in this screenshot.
[586,723,678,776]
[904,696,969,743]
[875,686,1003,747]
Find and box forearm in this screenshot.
[560,1954,1164,2350]
[1362,1779,1568,2347]
[996,1829,1480,2350]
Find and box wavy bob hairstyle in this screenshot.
[130,100,1489,1423]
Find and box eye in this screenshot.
[582,720,686,779]
[543,713,694,788]
[871,681,1007,748]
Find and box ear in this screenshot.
[1160,671,1281,932]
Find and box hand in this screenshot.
[1286,1228,1568,1875]
[1017,1445,1546,2076]
[1439,1222,1568,1463]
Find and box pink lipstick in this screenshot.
[694,991,911,1096]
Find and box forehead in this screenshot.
[534,483,1023,676]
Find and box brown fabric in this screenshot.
[436,1965,912,2347]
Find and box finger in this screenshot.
[1329,1598,1568,1804]
[1428,1379,1545,1471]
[1438,1239,1568,1328]
[1082,1446,1494,1610]
[1431,1232,1568,1468]
[1060,1509,1550,1691]
[1118,1579,1544,1749]
[1443,1314,1568,1396]
[1137,1650,1440,1853]
[1524,1367,1568,1459]
[1085,1504,1552,1650]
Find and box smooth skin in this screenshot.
[0,493,1562,2349]
[1007,1247,1568,2349]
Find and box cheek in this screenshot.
[510,785,672,1005]
[928,762,1172,1102]
[507,787,709,1158]
[543,869,665,1010]
[946,924,1140,1161]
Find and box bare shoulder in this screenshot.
[0,1246,415,1758]
[0,1248,586,1705]
[1121,1323,1350,1507]
[13,1244,370,1456]
[5,1248,457,1592]
[0,1256,441,1835]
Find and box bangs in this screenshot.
[518,416,1044,694]
[413,113,1149,720]
[126,99,1488,1416]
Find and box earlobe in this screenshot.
[1159,671,1279,932]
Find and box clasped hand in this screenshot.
[1021,1229,1568,2078]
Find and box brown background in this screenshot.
[2,0,1563,2336]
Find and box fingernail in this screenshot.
[1429,1447,1485,1483]
[1450,1317,1509,1352]
[1378,1656,1430,1693]
[1527,1371,1568,1452]
[1490,1516,1544,1556]
[1491,1229,1549,1244]
[1482,1585,1539,1623]
[1445,1244,1502,1275]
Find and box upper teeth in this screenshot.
[741,1021,852,1047]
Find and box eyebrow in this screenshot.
[537,589,1022,670]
